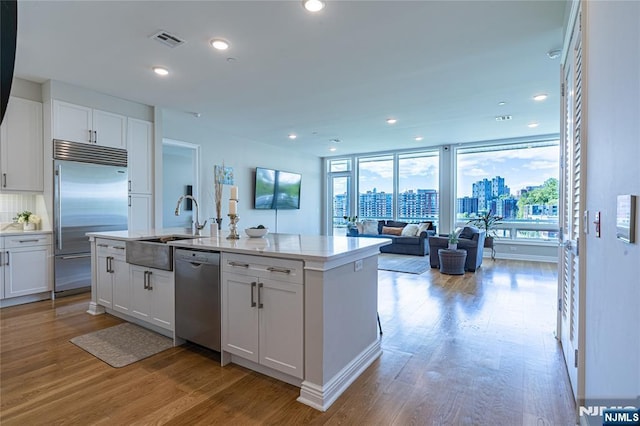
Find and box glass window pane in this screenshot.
[358,156,393,220]
[330,158,351,172]
[456,141,559,231]
[332,176,351,235]
[398,151,439,223]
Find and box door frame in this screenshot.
[162,138,201,227]
[557,0,586,416]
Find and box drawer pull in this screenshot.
[113,246,125,250]
[229,261,250,268]
[250,282,257,307]
[267,266,292,274]
[18,239,41,243]
[258,283,264,309]
[97,243,109,248]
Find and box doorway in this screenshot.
[162,139,200,228]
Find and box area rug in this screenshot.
[70,323,173,368]
[377,253,431,274]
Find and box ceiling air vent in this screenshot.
[495,115,513,122]
[151,30,185,48]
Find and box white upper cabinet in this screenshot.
[53,100,126,149]
[0,97,43,192]
[127,118,153,194]
[93,109,127,149]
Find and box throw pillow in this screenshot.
[416,221,433,235]
[356,222,364,234]
[401,224,419,236]
[381,226,403,236]
[459,226,477,240]
[361,220,379,235]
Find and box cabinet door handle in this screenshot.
[258,283,264,309]
[105,256,110,273]
[128,195,131,207]
[267,266,291,274]
[128,180,131,192]
[5,251,9,266]
[2,173,6,188]
[109,256,115,273]
[93,130,97,144]
[250,282,257,307]
[88,129,93,143]
[147,270,153,290]
[143,271,149,289]
[229,261,250,268]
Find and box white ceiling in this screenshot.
[15,1,567,157]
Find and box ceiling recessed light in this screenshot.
[329,147,337,152]
[533,94,548,101]
[414,136,423,141]
[528,122,540,128]
[288,134,297,140]
[498,101,506,106]
[152,66,169,76]
[386,118,397,125]
[303,0,325,12]
[210,38,230,50]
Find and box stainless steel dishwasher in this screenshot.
[175,248,221,352]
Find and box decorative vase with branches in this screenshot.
[214,163,225,230]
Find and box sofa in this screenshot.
[348,220,436,256]
[428,226,486,272]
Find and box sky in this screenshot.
[334,145,559,197]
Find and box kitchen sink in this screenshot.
[125,235,199,271]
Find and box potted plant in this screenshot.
[448,229,460,250]
[14,210,41,231]
[343,216,358,235]
[466,209,503,249]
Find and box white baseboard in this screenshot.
[0,291,51,308]
[493,253,558,263]
[297,339,382,411]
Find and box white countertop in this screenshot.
[87,228,391,265]
[0,229,53,236]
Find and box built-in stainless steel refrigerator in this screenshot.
[53,140,128,294]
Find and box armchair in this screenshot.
[428,226,486,272]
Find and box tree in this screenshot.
[517,178,559,218]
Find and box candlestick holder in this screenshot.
[227,214,240,239]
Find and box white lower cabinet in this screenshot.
[95,239,128,311]
[222,254,304,379]
[1,234,52,299]
[130,265,174,331]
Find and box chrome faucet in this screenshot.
[175,195,207,235]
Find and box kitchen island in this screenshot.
[87,229,390,411]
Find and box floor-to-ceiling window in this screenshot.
[397,151,439,223]
[358,155,394,221]
[328,159,353,235]
[326,150,440,235]
[455,140,559,241]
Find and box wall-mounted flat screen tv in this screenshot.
[254,167,301,210]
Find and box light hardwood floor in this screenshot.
[0,259,575,425]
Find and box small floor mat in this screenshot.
[70,322,173,368]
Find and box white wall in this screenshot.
[583,0,640,401]
[162,144,193,228]
[162,109,321,235]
